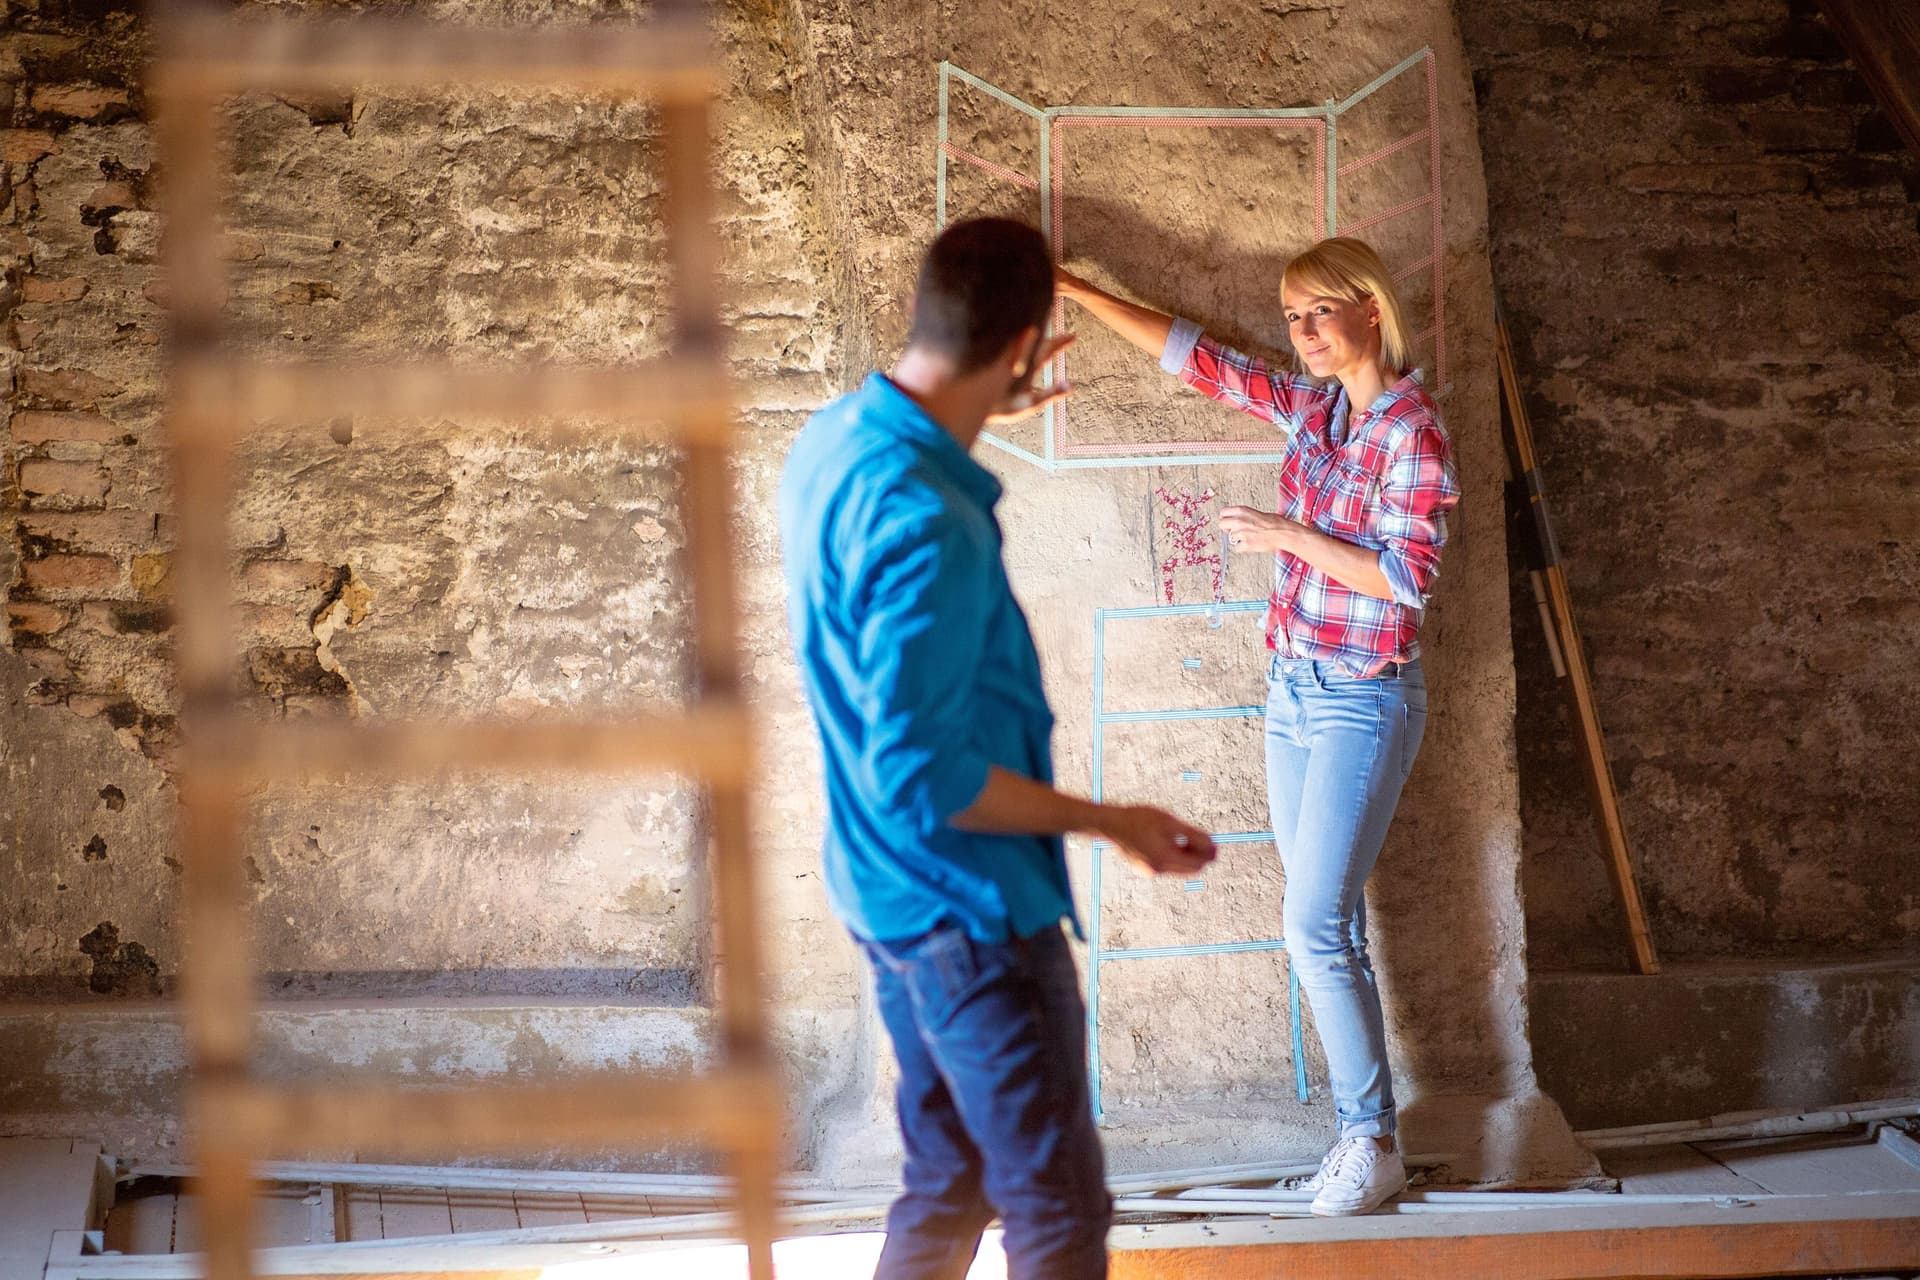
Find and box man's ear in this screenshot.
[1005,324,1042,377]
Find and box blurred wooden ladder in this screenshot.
[150,5,779,1278]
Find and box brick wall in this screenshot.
[1461,0,1920,966]
[0,0,847,1005]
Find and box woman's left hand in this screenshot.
[1219,505,1304,554]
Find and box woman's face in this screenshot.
[1282,288,1380,380]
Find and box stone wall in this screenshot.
[4,0,1600,1185]
[1460,0,1920,969]
[1,0,863,1164]
[783,0,1594,1183]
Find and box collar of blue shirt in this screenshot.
[863,372,1005,512]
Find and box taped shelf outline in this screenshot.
[937,49,1447,472]
[1086,600,1310,1121]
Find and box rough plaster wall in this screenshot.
[782,0,1593,1183]
[1,0,865,1165]
[1459,0,1920,968]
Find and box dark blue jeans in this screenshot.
[862,922,1111,1280]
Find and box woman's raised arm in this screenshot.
[1055,267,1175,358]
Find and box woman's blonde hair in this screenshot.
[1281,236,1414,375]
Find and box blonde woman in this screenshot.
[1056,238,1460,1217]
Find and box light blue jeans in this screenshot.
[1265,654,1428,1139]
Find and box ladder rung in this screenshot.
[154,14,717,99]
[194,1065,785,1157]
[210,708,752,785]
[172,357,733,443]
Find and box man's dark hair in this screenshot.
[905,217,1053,374]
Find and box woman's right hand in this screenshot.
[1054,265,1090,302]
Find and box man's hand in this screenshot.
[986,333,1074,424]
[1094,804,1217,878]
[1054,266,1091,301]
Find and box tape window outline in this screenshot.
[936,50,1450,472]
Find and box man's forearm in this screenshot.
[951,766,1104,837]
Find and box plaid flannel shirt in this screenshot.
[1162,318,1462,677]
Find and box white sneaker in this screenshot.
[1309,1136,1406,1217]
[1288,1142,1339,1193]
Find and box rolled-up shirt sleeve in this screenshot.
[1375,422,1462,608]
[1157,317,1323,430]
[846,509,994,837]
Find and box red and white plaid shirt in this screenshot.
[1163,320,1462,677]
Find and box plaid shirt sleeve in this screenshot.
[1161,317,1325,429]
[1375,419,1461,608]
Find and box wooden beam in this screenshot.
[1110,1191,1920,1280]
[151,12,715,100]
[1819,0,1920,161]
[1495,316,1660,974]
[196,1068,785,1158]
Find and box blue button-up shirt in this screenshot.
[778,373,1077,944]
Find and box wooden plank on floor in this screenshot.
[581,1192,654,1223]
[447,1189,520,1235]
[1108,1189,1920,1279]
[253,1185,319,1249]
[376,1186,454,1240]
[338,1185,382,1244]
[0,1138,109,1278]
[1695,1132,1920,1195]
[509,1190,586,1229]
[1599,1144,1770,1196]
[101,1184,179,1255]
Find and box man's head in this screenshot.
[905,217,1053,375]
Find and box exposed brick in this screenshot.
[248,646,348,699]
[1745,109,1855,153]
[129,553,171,597]
[1699,64,1794,106]
[5,601,70,635]
[18,510,162,550]
[80,601,171,634]
[20,367,123,408]
[81,180,138,216]
[272,281,340,305]
[240,559,340,596]
[22,553,120,592]
[1,129,59,162]
[28,83,129,120]
[237,604,318,646]
[22,646,71,677]
[20,276,89,303]
[11,411,121,444]
[18,459,110,502]
[1617,162,1810,195]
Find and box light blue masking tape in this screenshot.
[1101,706,1261,725]
[947,48,1434,477]
[1098,938,1288,962]
[1088,604,1309,1114]
[1100,600,1264,620]
[1180,770,1203,782]
[1182,657,1203,669]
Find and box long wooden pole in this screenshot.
[1495,316,1660,975]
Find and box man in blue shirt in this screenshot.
[780,218,1216,1279]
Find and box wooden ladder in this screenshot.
[149,6,779,1277]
